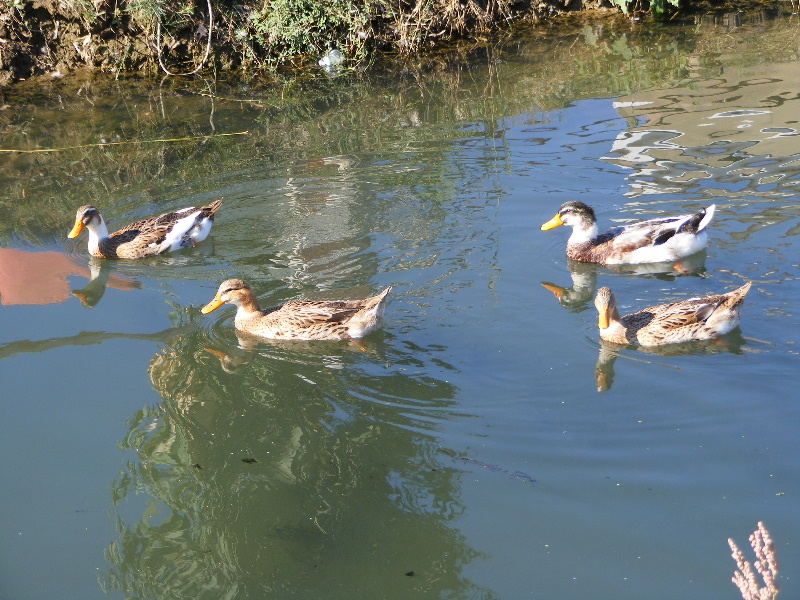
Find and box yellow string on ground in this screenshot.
[188,90,269,106]
[0,130,249,154]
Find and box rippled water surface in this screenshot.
[2,11,799,600]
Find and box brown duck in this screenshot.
[201,279,392,341]
[594,282,752,346]
[68,199,223,259]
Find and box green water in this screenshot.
[1,11,798,600]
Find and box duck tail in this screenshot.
[704,281,751,332]
[348,287,392,338]
[203,198,224,217]
[678,204,716,234]
[362,286,392,314]
[724,281,752,308]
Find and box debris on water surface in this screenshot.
[451,455,536,484]
[318,49,344,72]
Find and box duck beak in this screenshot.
[540,281,566,301]
[540,213,564,231]
[201,297,224,314]
[598,306,610,330]
[67,218,85,239]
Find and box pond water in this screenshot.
[1,10,798,600]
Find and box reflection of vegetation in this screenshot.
[5,14,785,242]
[103,329,493,599]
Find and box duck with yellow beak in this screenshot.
[201,279,392,341]
[541,201,715,265]
[593,282,751,346]
[68,199,222,259]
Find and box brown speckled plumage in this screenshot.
[541,201,715,265]
[594,282,752,346]
[68,199,223,259]
[201,278,391,340]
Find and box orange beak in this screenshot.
[67,218,85,239]
[540,213,564,231]
[201,297,224,314]
[540,282,566,301]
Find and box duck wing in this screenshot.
[609,216,684,247]
[108,207,208,254]
[265,300,363,328]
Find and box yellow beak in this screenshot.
[67,219,85,239]
[201,297,224,314]
[598,307,610,330]
[540,213,564,231]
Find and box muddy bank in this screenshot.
[0,0,790,85]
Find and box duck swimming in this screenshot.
[201,279,392,341]
[541,201,715,265]
[593,282,751,346]
[68,199,223,259]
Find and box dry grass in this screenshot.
[729,522,780,600]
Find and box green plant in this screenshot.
[607,0,680,17]
[250,0,371,64]
[126,0,166,25]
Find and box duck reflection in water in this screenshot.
[203,327,385,375]
[594,330,747,392]
[592,280,752,391]
[540,251,707,312]
[0,248,138,307]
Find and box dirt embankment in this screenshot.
[0,0,783,85]
[1,0,192,84]
[0,0,614,85]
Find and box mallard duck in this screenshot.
[593,282,751,346]
[68,199,223,259]
[541,201,715,264]
[201,279,392,340]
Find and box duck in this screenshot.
[541,201,715,265]
[593,282,751,346]
[67,199,223,259]
[201,279,392,341]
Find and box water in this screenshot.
[1,11,799,600]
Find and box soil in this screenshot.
[0,0,787,86]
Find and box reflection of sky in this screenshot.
[499,99,631,203]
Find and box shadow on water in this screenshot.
[100,327,494,599]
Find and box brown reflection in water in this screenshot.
[608,60,800,200]
[0,248,139,306]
